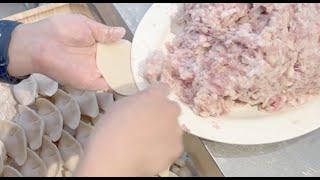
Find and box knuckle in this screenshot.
[105,27,118,42]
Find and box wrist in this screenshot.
[7,23,43,77]
[0,20,28,84]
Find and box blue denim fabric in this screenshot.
[0,20,26,84]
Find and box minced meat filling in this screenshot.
[144,3,320,117]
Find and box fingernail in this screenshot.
[114,27,126,35]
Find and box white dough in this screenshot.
[96,40,138,95]
[0,120,27,166]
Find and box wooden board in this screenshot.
[2,3,95,23]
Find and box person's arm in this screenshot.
[3,14,183,176]
[6,14,125,90]
[0,20,28,84]
[74,83,183,177]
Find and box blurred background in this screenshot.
[0,3,47,18]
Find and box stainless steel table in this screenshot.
[112,3,320,177]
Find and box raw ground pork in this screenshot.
[144,3,320,117]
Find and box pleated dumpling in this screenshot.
[57,130,84,172]
[0,140,6,174]
[63,126,76,137]
[0,120,27,166]
[80,116,92,125]
[37,136,63,177]
[12,105,44,150]
[1,165,23,177]
[96,92,114,112]
[17,148,47,177]
[31,73,58,97]
[62,169,72,177]
[91,113,103,125]
[12,76,38,105]
[75,121,94,149]
[34,98,63,142]
[52,89,81,129]
[64,87,99,118]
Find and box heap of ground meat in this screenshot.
[144,3,320,117]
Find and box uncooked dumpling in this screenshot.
[0,140,5,174]
[75,121,94,149]
[64,87,99,118]
[37,136,63,177]
[56,170,63,177]
[31,73,58,97]
[91,113,105,125]
[0,140,6,162]
[52,90,81,129]
[95,92,114,112]
[0,120,27,166]
[168,171,179,177]
[63,125,76,137]
[80,116,92,125]
[34,98,63,142]
[1,165,23,177]
[18,148,48,177]
[12,76,38,105]
[63,169,72,177]
[58,130,84,172]
[12,105,44,150]
[114,93,124,101]
[4,156,15,167]
[159,168,170,177]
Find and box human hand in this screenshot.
[74,83,184,177]
[8,14,125,90]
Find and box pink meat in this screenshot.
[144,3,320,117]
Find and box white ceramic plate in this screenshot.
[131,3,320,145]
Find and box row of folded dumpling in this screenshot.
[0,73,115,177]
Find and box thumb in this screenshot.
[86,19,126,43]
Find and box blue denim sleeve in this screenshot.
[0,20,27,84]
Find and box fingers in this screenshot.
[146,82,171,97]
[148,83,181,115]
[85,77,110,91]
[86,19,126,43]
